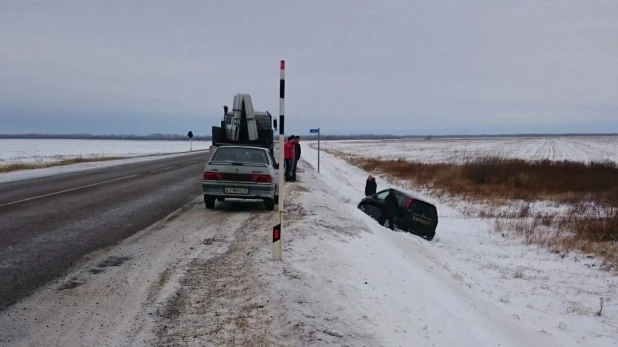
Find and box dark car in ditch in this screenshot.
[358,188,439,240]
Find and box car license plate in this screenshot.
[224,187,249,194]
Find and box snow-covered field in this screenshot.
[318,136,618,163]
[2,144,616,346]
[0,139,211,166]
[299,146,617,346]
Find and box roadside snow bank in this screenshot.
[254,163,567,346]
[272,145,617,347]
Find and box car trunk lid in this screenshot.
[405,199,438,234]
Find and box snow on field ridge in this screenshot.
[0,139,211,165]
[319,136,618,163]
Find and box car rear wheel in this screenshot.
[264,198,275,211]
[204,195,215,209]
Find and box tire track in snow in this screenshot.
[0,199,258,347]
[534,139,553,161]
[155,210,287,347]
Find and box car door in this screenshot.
[408,200,438,236]
[394,192,409,224]
[267,150,279,194]
[366,189,389,218]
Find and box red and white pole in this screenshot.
[273,60,285,261]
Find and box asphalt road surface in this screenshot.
[0,151,210,311]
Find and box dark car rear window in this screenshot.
[395,194,409,207]
[212,147,269,164]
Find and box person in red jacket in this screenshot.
[284,136,295,181]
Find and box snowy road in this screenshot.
[0,198,280,346]
[0,151,209,311]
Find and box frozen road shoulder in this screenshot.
[0,198,266,347]
[0,151,209,311]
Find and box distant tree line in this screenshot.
[0,133,212,141]
[0,132,616,141]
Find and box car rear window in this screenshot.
[411,201,437,219]
[212,147,269,164]
[395,194,409,207]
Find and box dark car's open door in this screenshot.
[393,192,411,224]
[363,189,389,218]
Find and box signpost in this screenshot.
[187,131,193,151]
[272,60,285,261]
[310,128,320,173]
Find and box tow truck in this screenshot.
[211,94,275,155]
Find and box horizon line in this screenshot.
[1,132,618,140]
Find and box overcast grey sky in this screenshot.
[1,0,617,136]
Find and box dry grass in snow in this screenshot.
[0,156,123,173]
[323,148,618,268]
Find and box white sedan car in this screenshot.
[202,145,279,210]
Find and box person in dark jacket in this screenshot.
[365,175,377,196]
[291,136,301,181]
[378,188,398,230]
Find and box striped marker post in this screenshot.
[273,60,285,261]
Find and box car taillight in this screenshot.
[405,198,414,209]
[250,174,272,183]
[203,172,219,181]
[261,175,273,183]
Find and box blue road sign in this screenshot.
[310,128,319,133]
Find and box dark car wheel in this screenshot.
[264,198,275,211]
[204,195,215,209]
[274,194,279,205]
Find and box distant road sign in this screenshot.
[310,128,321,173]
[187,131,193,138]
